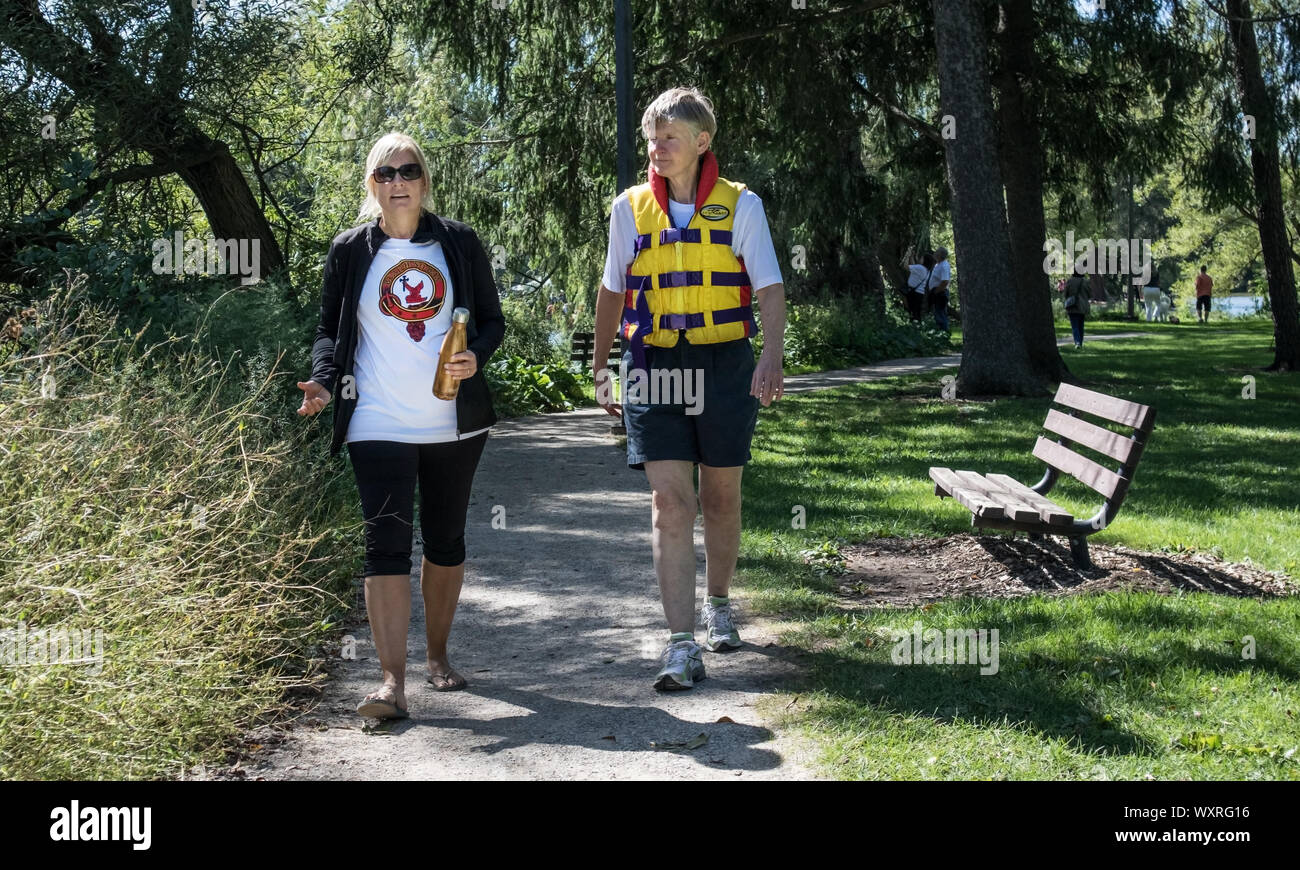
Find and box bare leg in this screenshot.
[643,460,699,635]
[421,556,466,688]
[698,464,744,598]
[364,573,411,709]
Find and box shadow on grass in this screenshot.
[973,536,1287,598]
[753,590,1297,759]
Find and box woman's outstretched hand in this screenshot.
[297,379,332,416]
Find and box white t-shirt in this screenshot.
[928,259,952,290]
[601,188,783,295]
[346,237,491,444]
[907,264,929,292]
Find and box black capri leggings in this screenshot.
[347,432,489,575]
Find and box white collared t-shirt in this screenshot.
[928,259,952,290]
[907,264,929,292]
[346,237,491,444]
[601,189,783,296]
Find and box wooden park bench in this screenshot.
[569,331,628,371]
[928,383,1156,568]
[569,332,629,435]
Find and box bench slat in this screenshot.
[974,515,1078,536]
[1054,383,1154,431]
[1043,409,1142,465]
[928,467,1004,519]
[935,467,1070,526]
[1032,436,1125,499]
[983,473,1074,525]
[570,332,624,364]
[950,487,1006,519]
[929,466,963,497]
[951,470,1040,522]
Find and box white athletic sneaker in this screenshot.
[702,599,742,651]
[653,640,706,690]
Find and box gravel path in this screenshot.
[784,332,1151,393]
[241,331,1152,781]
[245,406,813,781]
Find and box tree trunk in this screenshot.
[993,0,1068,382]
[164,138,284,278]
[0,2,283,283]
[860,245,888,316]
[1226,0,1300,371]
[932,0,1046,396]
[877,234,912,304]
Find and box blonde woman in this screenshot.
[297,133,505,718]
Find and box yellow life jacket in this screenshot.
[621,151,755,367]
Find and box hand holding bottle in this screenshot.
[434,308,472,399]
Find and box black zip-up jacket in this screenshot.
[310,210,505,456]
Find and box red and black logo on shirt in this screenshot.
[378,259,447,342]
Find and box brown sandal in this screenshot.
[356,694,409,719]
[426,670,467,692]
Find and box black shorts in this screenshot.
[622,336,759,470]
[1197,295,1211,313]
[347,433,488,575]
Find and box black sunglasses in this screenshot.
[373,163,423,183]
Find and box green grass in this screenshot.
[739,317,1300,779]
[0,279,358,779]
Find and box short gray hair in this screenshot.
[640,86,717,146]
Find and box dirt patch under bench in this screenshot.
[833,534,1296,608]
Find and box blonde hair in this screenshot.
[640,86,717,147]
[356,132,435,222]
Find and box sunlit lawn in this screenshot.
[739,318,1300,780]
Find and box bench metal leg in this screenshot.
[1028,532,1044,541]
[1068,536,1092,569]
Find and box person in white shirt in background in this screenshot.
[1143,271,1163,322]
[906,252,935,322]
[929,247,953,332]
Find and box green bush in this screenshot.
[496,294,563,366]
[485,354,587,417]
[773,293,951,370]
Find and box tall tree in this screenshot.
[1223,0,1300,370]
[0,1,284,281]
[406,0,905,312]
[932,0,1045,396]
[993,0,1066,383]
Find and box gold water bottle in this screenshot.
[433,307,470,400]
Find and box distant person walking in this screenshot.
[1063,267,1091,349]
[906,253,935,322]
[1195,265,1213,323]
[929,247,952,332]
[1142,272,1162,322]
